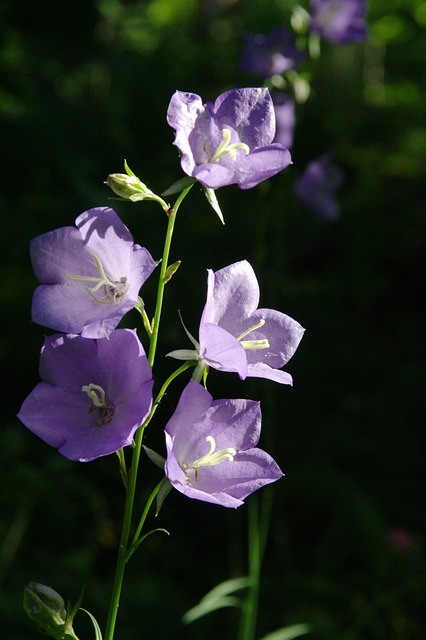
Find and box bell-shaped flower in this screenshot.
[294,153,344,220]
[168,260,304,385]
[166,87,292,190]
[30,207,157,338]
[240,26,305,78]
[309,0,368,44]
[17,329,153,462]
[164,380,283,508]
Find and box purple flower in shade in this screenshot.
[30,207,157,339]
[164,380,283,508]
[168,260,305,385]
[240,26,305,78]
[294,154,344,220]
[309,0,368,44]
[272,93,296,149]
[17,329,153,462]
[166,88,292,190]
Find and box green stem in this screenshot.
[237,491,274,640]
[103,183,193,640]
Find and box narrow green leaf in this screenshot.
[258,623,312,640]
[162,176,196,196]
[182,577,251,624]
[142,445,165,469]
[79,608,103,640]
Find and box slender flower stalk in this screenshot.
[104,184,193,640]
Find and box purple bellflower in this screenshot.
[294,154,344,220]
[309,0,368,44]
[272,93,296,149]
[240,26,305,78]
[31,207,157,339]
[164,380,283,508]
[17,329,153,462]
[166,87,292,190]
[168,260,305,385]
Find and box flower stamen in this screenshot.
[182,435,236,484]
[237,319,270,351]
[65,253,129,305]
[210,128,250,163]
[82,383,115,426]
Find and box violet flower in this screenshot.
[168,260,305,385]
[17,329,153,462]
[240,26,305,78]
[166,88,292,190]
[309,0,368,44]
[164,380,283,508]
[272,93,296,149]
[31,207,157,339]
[294,154,344,220]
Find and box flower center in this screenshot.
[65,253,129,305]
[210,128,250,163]
[181,435,236,484]
[237,319,270,351]
[82,383,116,426]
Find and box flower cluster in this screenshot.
[19,87,304,510]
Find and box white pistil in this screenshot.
[65,253,129,305]
[210,128,250,163]
[182,435,236,484]
[82,383,107,407]
[237,319,270,351]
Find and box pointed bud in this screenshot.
[23,582,80,640]
[163,260,181,283]
[106,160,169,211]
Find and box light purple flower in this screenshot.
[272,93,296,149]
[240,26,305,78]
[31,207,157,339]
[309,0,368,44]
[168,260,305,385]
[17,329,153,462]
[166,88,292,190]
[294,154,344,220]
[164,380,283,508]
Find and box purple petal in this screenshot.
[199,323,248,378]
[236,144,292,189]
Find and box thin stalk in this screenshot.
[237,491,274,640]
[103,183,193,640]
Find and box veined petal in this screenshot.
[236,144,292,189]
[199,323,248,379]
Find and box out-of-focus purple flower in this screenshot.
[294,154,344,220]
[17,329,153,462]
[272,93,296,149]
[166,88,292,190]
[164,380,283,508]
[31,207,157,339]
[240,26,305,78]
[168,260,304,385]
[309,0,368,44]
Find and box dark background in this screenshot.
[1,1,425,638]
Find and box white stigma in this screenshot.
[237,319,270,351]
[65,253,129,305]
[210,128,250,163]
[182,435,236,484]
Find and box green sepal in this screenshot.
[202,186,225,224]
[79,608,104,640]
[162,176,196,196]
[163,260,181,283]
[142,445,165,469]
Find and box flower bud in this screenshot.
[106,172,149,199]
[23,582,80,640]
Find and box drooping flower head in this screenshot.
[309,0,368,44]
[164,380,283,508]
[168,260,305,384]
[240,26,305,78]
[294,153,344,220]
[31,207,157,338]
[166,88,292,190]
[17,329,153,462]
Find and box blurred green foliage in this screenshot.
[1,1,425,639]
